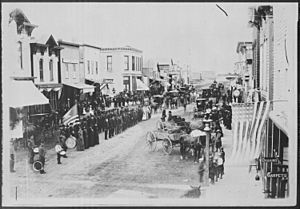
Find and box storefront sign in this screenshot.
[266,172,288,179]
[262,157,279,163]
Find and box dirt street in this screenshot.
[9,105,202,199]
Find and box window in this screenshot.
[124,55,129,71]
[123,76,130,91]
[49,60,54,81]
[73,64,76,79]
[107,56,112,72]
[96,61,98,74]
[132,56,135,71]
[65,63,69,79]
[39,59,44,82]
[87,60,90,74]
[91,61,94,74]
[18,41,23,69]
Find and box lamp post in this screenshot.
[203,118,212,186]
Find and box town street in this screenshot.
[10,105,206,200]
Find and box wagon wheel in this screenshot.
[162,137,173,155]
[145,131,157,152]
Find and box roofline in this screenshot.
[58,40,80,47]
[101,47,142,53]
[81,43,101,50]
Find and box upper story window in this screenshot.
[107,56,112,72]
[73,64,76,79]
[96,61,98,74]
[124,55,129,71]
[18,41,23,69]
[49,60,54,81]
[87,60,90,74]
[65,63,69,79]
[132,56,135,71]
[39,59,44,82]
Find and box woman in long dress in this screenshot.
[76,126,84,151]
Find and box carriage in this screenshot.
[145,118,205,156]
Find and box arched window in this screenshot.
[39,59,44,82]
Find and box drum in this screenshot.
[33,147,39,154]
[59,150,66,156]
[65,136,76,149]
[33,160,43,171]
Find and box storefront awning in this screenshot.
[63,82,95,93]
[136,79,149,91]
[37,84,63,92]
[9,80,49,108]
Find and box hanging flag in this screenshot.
[62,104,79,126]
[229,101,270,164]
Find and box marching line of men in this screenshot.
[57,106,144,164]
[23,106,144,174]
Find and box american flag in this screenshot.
[62,104,80,126]
[229,101,270,164]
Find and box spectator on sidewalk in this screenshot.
[38,142,46,174]
[27,135,35,164]
[76,125,85,151]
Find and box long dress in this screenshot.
[76,128,84,151]
[94,124,99,145]
[83,127,89,149]
[88,127,94,147]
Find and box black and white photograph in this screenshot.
[1,2,298,207]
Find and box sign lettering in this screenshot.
[266,172,288,179]
[262,157,279,163]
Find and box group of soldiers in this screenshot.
[56,106,145,163]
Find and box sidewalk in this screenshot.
[200,124,266,205]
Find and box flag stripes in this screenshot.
[63,104,79,126]
[229,101,270,164]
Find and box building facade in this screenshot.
[58,40,94,108]
[235,41,253,101]
[248,4,298,200]
[100,46,143,94]
[30,35,63,112]
[80,44,102,83]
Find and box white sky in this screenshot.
[2,3,263,73]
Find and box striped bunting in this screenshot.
[229,101,270,164]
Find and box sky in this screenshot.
[2,3,261,74]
